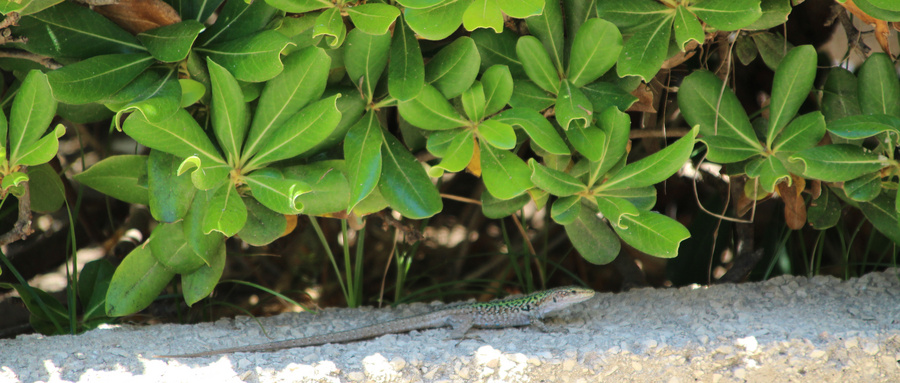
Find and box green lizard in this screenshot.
[157,286,595,358]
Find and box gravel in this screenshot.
[2,270,899,382]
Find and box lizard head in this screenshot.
[535,286,595,315]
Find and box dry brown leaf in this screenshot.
[627,83,656,113]
[94,0,181,35]
[776,176,807,230]
[466,137,481,177]
[839,0,893,58]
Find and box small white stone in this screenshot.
[863,343,880,355]
[735,336,758,353]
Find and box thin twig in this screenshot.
[0,180,34,251]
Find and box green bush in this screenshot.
[1,0,899,330]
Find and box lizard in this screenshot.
[156,286,595,358]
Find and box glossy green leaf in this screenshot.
[734,34,758,65]
[148,150,196,223]
[463,0,503,32]
[601,126,698,190]
[138,21,206,62]
[73,155,149,205]
[179,159,231,191]
[581,81,639,113]
[238,197,286,246]
[396,0,448,8]
[27,164,64,213]
[105,245,175,317]
[345,112,384,211]
[808,188,841,230]
[148,222,206,274]
[379,133,442,218]
[616,13,673,81]
[594,195,638,228]
[555,80,592,130]
[202,184,247,236]
[673,5,703,50]
[9,70,55,161]
[495,108,569,155]
[766,45,816,147]
[600,184,657,210]
[482,190,530,218]
[509,80,555,111]
[123,109,225,166]
[566,125,607,162]
[462,82,487,122]
[426,36,481,99]
[181,242,225,306]
[244,168,308,214]
[264,0,331,12]
[346,29,391,101]
[858,53,900,118]
[826,114,900,141]
[1,171,28,197]
[246,95,342,168]
[11,2,144,59]
[479,140,533,200]
[183,188,227,261]
[750,31,794,70]
[198,0,280,46]
[499,0,543,17]
[13,124,64,166]
[108,70,182,125]
[844,173,882,203]
[0,0,54,16]
[679,70,764,151]
[471,29,525,77]
[688,0,762,31]
[568,18,622,87]
[284,161,351,216]
[529,158,586,196]
[398,85,469,131]
[851,0,900,21]
[478,119,516,149]
[207,58,250,165]
[525,0,563,72]
[744,0,792,30]
[47,53,154,104]
[790,144,888,182]
[196,30,292,82]
[428,129,475,177]
[595,0,671,31]
[551,195,581,225]
[405,0,470,40]
[77,259,114,323]
[746,156,790,192]
[591,107,631,180]
[389,14,425,101]
[347,3,401,35]
[613,210,689,258]
[304,88,367,154]
[821,67,861,123]
[244,47,330,161]
[481,65,513,116]
[699,136,761,163]
[563,202,619,265]
[858,191,900,245]
[517,36,560,94]
[771,112,825,154]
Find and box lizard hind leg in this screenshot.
[444,316,476,346]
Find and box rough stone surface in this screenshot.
[2,270,900,382]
